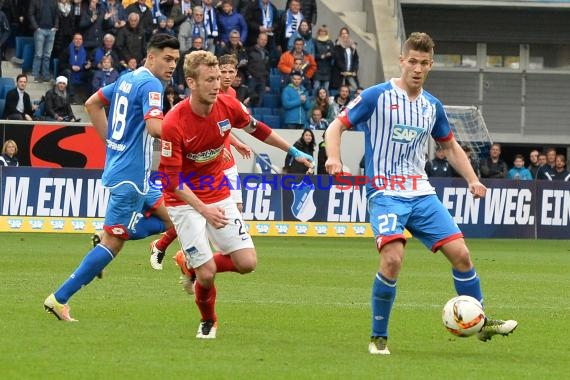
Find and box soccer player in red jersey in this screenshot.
[159,50,313,338]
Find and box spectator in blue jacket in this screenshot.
[281,70,311,129]
[507,154,533,180]
[218,0,248,46]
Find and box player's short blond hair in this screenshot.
[403,32,435,57]
[184,50,219,80]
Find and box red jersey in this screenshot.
[220,86,237,169]
[159,94,251,205]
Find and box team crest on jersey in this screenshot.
[161,140,172,157]
[346,95,362,109]
[391,124,424,144]
[149,92,161,106]
[217,119,232,136]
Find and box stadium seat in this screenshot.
[269,74,281,93]
[0,84,14,99]
[261,114,281,129]
[0,99,6,118]
[22,44,34,73]
[262,93,280,109]
[15,36,34,60]
[252,107,272,116]
[0,77,14,87]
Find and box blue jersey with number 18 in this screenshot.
[98,67,164,194]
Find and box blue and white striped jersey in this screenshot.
[339,79,454,199]
[98,67,164,194]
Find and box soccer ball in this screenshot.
[442,295,486,337]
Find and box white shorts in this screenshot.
[223,165,243,204]
[167,197,254,268]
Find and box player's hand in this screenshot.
[325,157,343,175]
[468,180,487,199]
[202,206,228,229]
[233,142,251,159]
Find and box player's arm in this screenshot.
[324,118,349,175]
[145,117,162,138]
[243,118,314,170]
[85,90,109,142]
[440,138,486,199]
[229,133,251,159]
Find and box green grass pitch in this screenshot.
[1,233,569,379]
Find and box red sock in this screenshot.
[195,282,217,322]
[156,226,177,252]
[213,252,238,273]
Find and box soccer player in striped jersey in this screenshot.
[159,50,313,338]
[325,32,517,355]
[43,34,181,321]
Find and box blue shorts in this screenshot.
[104,185,163,239]
[368,194,463,252]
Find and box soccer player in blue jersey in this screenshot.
[325,32,517,354]
[44,34,181,321]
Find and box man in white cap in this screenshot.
[43,76,79,122]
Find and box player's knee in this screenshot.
[232,249,257,274]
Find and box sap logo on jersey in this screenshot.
[391,124,423,143]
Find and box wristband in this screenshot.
[288,146,314,163]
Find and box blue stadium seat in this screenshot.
[0,84,15,99]
[0,99,6,118]
[269,74,281,93]
[15,37,34,59]
[51,58,59,79]
[262,93,280,109]
[0,77,14,86]
[22,44,34,73]
[252,107,272,116]
[262,114,281,129]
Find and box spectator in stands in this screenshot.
[312,24,334,93]
[217,29,248,77]
[462,145,479,177]
[169,0,194,30]
[119,56,138,76]
[527,149,540,178]
[331,26,359,92]
[116,12,146,68]
[277,37,317,88]
[246,31,271,107]
[286,0,317,27]
[178,6,212,54]
[282,56,311,90]
[6,0,32,42]
[53,0,80,62]
[281,70,311,129]
[163,84,182,115]
[332,84,351,116]
[536,147,557,180]
[43,76,79,122]
[152,15,174,36]
[479,143,508,178]
[125,0,153,39]
[80,0,113,51]
[29,0,60,83]
[244,0,279,53]
[308,107,328,130]
[59,32,93,103]
[90,33,122,72]
[287,19,314,56]
[277,0,303,51]
[218,0,248,47]
[425,145,456,177]
[231,71,252,105]
[201,0,220,53]
[507,154,532,180]
[105,0,127,35]
[317,131,327,174]
[91,55,119,92]
[174,36,205,94]
[310,87,334,123]
[284,128,315,174]
[0,139,19,167]
[543,154,570,181]
[4,74,36,120]
[0,10,10,74]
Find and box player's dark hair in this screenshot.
[403,32,435,56]
[147,33,180,52]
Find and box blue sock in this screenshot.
[453,267,483,304]
[371,272,397,338]
[130,216,166,240]
[54,245,114,304]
